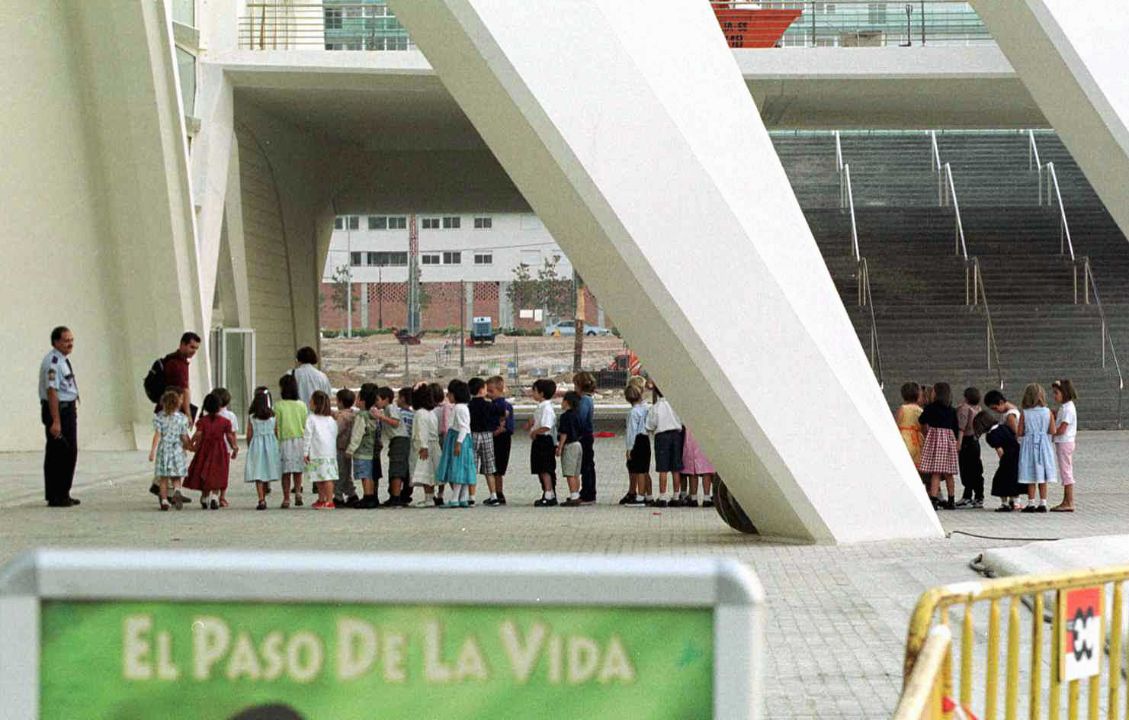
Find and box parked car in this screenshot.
[543,320,612,337]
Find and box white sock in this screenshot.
[569,492,580,500]
[1039,498,1047,507]
[544,491,556,500]
[689,494,698,501]
[489,492,497,500]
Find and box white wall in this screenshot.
[322,213,572,284]
[0,0,202,452]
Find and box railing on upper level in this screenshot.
[240,3,415,51]
[238,1,991,51]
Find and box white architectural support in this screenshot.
[972,0,1129,239]
[389,0,941,542]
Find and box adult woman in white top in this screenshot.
[1051,379,1079,512]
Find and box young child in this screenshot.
[955,387,984,508]
[629,376,654,502]
[213,387,238,508]
[429,382,448,505]
[244,387,281,510]
[149,388,191,511]
[396,387,416,505]
[184,392,238,510]
[973,410,1021,512]
[919,382,960,510]
[333,388,360,508]
[409,384,441,507]
[556,391,584,506]
[1051,379,1078,512]
[895,382,924,470]
[372,386,408,506]
[573,372,598,504]
[621,383,649,507]
[646,384,683,508]
[528,378,558,506]
[304,390,339,509]
[347,383,382,508]
[679,426,714,507]
[984,389,1021,435]
[1017,383,1057,513]
[436,379,476,508]
[487,376,513,505]
[468,377,501,506]
[275,374,308,508]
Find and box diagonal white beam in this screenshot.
[973,1,1129,238]
[389,0,940,542]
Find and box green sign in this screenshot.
[40,601,714,719]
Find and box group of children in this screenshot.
[895,379,1079,513]
[147,369,722,511]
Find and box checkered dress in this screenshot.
[918,427,959,475]
[472,431,496,475]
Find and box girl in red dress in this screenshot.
[185,392,238,509]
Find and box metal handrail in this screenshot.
[834,130,844,173]
[858,257,884,388]
[968,258,1004,389]
[940,163,968,261]
[843,164,860,261]
[1028,129,1045,205]
[1043,162,1076,261]
[930,131,943,205]
[1081,257,1124,427]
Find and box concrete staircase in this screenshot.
[772,131,1129,428]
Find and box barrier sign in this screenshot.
[1059,586,1102,682]
[0,550,763,719]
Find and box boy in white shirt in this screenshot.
[528,379,558,506]
[646,384,683,508]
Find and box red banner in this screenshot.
[713,9,802,49]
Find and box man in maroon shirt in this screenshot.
[148,332,202,499]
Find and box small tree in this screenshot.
[506,258,574,323]
[330,265,358,322]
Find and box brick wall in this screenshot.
[319,282,605,332]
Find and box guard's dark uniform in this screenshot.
[39,348,79,506]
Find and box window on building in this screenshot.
[369,252,408,267]
[368,216,386,230]
[473,216,492,230]
[815,3,836,12]
[442,216,461,229]
[443,252,462,265]
[474,253,493,265]
[346,216,360,230]
[334,217,344,230]
[422,217,440,230]
[868,2,887,24]
[325,8,342,30]
[363,4,387,18]
[421,253,440,265]
[350,252,362,266]
[388,216,407,229]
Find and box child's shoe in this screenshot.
[159,500,170,511]
[294,493,304,507]
[256,501,267,511]
[702,498,714,508]
[497,493,507,505]
[561,497,582,507]
[324,500,336,510]
[312,500,325,509]
[483,497,501,507]
[459,501,470,508]
[684,497,700,508]
[534,496,558,507]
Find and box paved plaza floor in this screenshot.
[2,430,1127,718]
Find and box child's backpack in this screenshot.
[142,358,166,403]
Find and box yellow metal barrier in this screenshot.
[895,626,952,720]
[902,565,1129,720]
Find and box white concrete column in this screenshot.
[389,0,940,542]
[359,282,369,329]
[972,0,1129,238]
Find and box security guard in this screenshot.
[39,326,81,507]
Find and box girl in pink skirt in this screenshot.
[1051,379,1078,512]
[919,382,960,510]
[680,426,715,508]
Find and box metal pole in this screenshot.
[514,338,520,382]
[378,265,383,329]
[810,1,816,46]
[459,279,466,370]
[920,0,926,45]
[346,224,353,338]
[404,341,409,382]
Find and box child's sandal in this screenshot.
[281,500,291,509]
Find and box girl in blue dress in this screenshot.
[244,387,281,511]
[435,379,476,508]
[1017,383,1058,513]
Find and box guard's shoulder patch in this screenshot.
[51,356,59,364]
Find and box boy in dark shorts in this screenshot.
[468,377,502,506]
[486,376,513,505]
[528,378,558,506]
[372,386,407,506]
[556,391,584,506]
[621,383,649,507]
